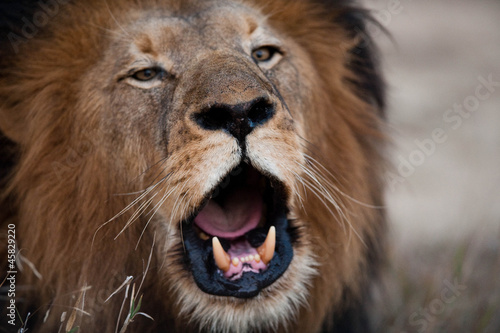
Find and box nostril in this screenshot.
[194,107,233,131]
[247,99,274,128]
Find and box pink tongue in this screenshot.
[194,187,262,239]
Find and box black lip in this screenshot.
[181,164,294,298]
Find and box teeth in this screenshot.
[213,227,275,272]
[257,226,276,265]
[232,257,240,266]
[194,225,210,241]
[212,237,231,272]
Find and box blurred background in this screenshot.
[361,0,500,331]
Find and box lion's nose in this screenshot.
[194,97,275,143]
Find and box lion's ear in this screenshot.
[314,0,386,114]
[336,7,386,113]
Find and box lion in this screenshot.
[0,0,386,332]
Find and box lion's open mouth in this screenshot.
[182,163,294,298]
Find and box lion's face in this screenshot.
[89,2,316,327]
[0,0,385,332]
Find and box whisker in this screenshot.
[299,162,348,216]
[135,185,179,249]
[92,172,171,248]
[115,195,156,240]
[296,174,347,235]
[301,174,357,246]
[285,170,306,211]
[169,182,188,227]
[178,191,192,224]
[304,153,384,209]
[112,190,149,197]
[112,169,171,197]
[179,199,194,253]
[296,161,368,248]
[104,0,132,38]
[85,22,129,39]
[141,159,171,189]
[108,180,163,223]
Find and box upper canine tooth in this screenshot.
[257,226,276,265]
[212,237,230,272]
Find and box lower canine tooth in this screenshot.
[257,226,276,265]
[212,237,230,272]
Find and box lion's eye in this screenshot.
[131,68,162,81]
[251,46,279,63]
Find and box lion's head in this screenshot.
[0,0,385,332]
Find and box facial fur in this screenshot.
[0,0,385,332]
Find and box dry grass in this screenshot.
[371,232,500,332]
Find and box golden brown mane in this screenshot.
[0,0,385,332]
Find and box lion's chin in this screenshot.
[181,162,296,298]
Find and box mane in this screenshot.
[0,0,385,331]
